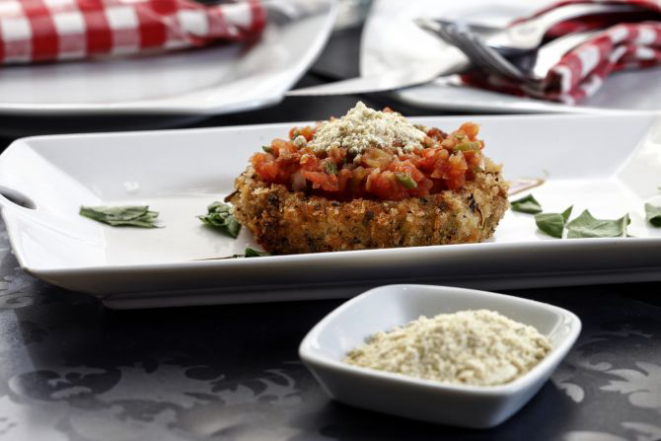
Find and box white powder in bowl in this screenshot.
[344,309,552,386]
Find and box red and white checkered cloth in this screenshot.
[0,0,266,64]
[460,0,661,104]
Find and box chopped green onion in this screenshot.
[262,145,273,154]
[396,172,418,189]
[454,141,481,152]
[324,162,338,174]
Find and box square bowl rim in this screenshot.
[299,284,582,396]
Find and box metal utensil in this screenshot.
[287,2,638,96]
[432,20,606,83]
[428,20,530,82]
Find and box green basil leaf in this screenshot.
[511,194,542,214]
[198,202,241,238]
[80,205,161,228]
[244,247,269,257]
[645,203,661,227]
[566,210,630,238]
[227,248,270,258]
[535,206,573,238]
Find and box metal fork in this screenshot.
[419,2,640,83]
[430,21,528,82]
[439,23,602,83]
[441,21,534,82]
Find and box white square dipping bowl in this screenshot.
[299,285,581,429]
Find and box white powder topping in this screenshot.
[344,310,552,386]
[308,101,426,153]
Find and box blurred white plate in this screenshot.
[300,284,581,428]
[361,0,661,113]
[0,0,336,116]
[0,113,660,309]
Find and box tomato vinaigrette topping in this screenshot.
[250,102,485,201]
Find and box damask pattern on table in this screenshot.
[0,220,660,440]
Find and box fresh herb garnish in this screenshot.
[262,145,274,154]
[395,172,418,189]
[566,210,630,238]
[511,194,542,214]
[645,203,661,227]
[324,162,338,174]
[535,206,572,238]
[244,247,269,257]
[227,248,270,259]
[79,205,161,228]
[194,248,270,260]
[198,202,241,238]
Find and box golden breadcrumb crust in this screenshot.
[229,161,508,254]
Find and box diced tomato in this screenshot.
[288,126,316,141]
[458,122,479,140]
[338,168,352,192]
[426,128,445,141]
[362,148,392,169]
[328,146,346,163]
[366,170,408,200]
[300,153,319,170]
[441,153,468,189]
[302,170,339,192]
[252,153,282,183]
[250,120,484,201]
[408,177,434,197]
[300,126,315,141]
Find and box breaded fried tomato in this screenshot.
[228,102,508,254]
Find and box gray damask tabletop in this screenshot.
[0,215,660,441]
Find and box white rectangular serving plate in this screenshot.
[0,113,660,309]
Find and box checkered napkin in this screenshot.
[460,0,661,104]
[0,0,266,64]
